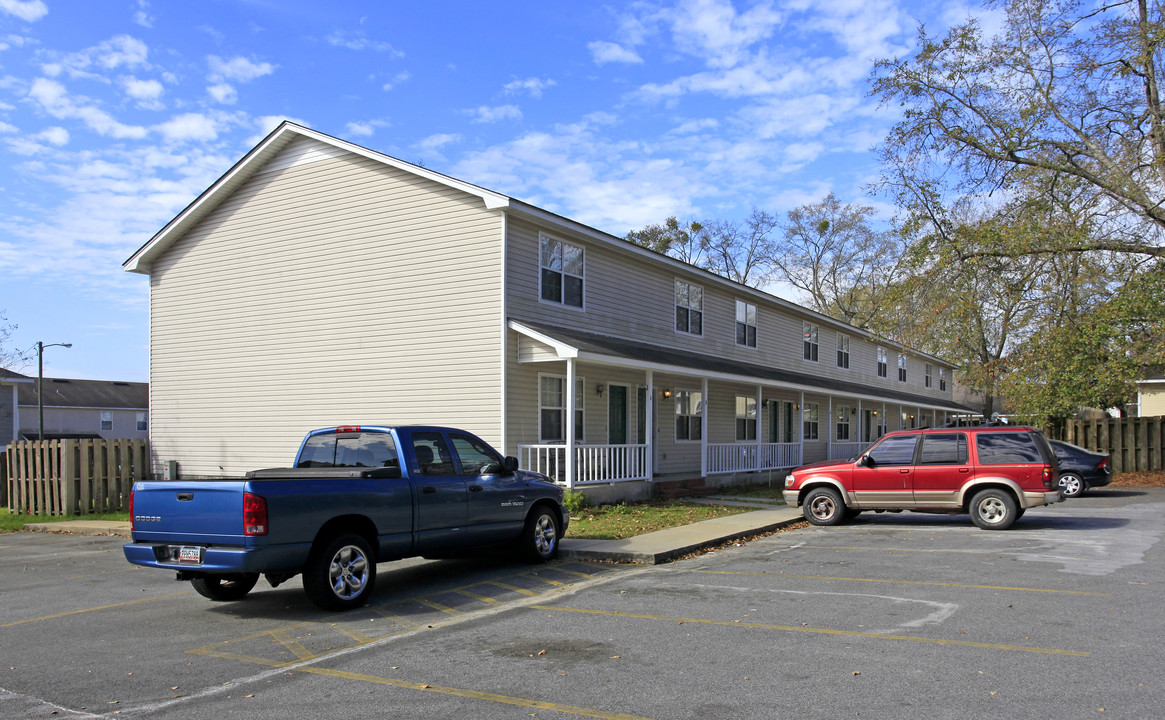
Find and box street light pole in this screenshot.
[37,341,72,442]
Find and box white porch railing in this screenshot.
[707,443,802,474]
[829,441,871,460]
[519,444,649,485]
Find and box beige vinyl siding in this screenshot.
[149,139,504,477]
[505,217,954,403]
[1141,387,1165,416]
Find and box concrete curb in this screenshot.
[22,521,132,538]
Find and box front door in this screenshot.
[609,384,628,445]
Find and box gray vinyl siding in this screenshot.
[504,217,954,404]
[149,138,504,477]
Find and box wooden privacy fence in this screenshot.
[5,439,149,515]
[1060,417,1164,474]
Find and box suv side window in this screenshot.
[867,434,919,465]
[975,432,1043,464]
[918,433,968,465]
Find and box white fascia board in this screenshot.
[508,320,579,358]
[124,122,511,274]
[503,201,955,369]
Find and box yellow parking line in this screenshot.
[0,590,192,627]
[690,570,1112,596]
[799,545,1004,555]
[484,581,539,597]
[416,598,461,615]
[452,587,500,604]
[297,666,659,720]
[530,605,1090,657]
[269,629,315,661]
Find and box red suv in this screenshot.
[783,426,1063,530]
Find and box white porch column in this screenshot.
[882,402,887,437]
[857,399,863,443]
[827,396,833,459]
[755,385,763,471]
[646,370,655,482]
[565,358,576,489]
[799,391,805,463]
[700,377,709,477]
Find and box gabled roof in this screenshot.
[510,320,973,414]
[124,122,954,368]
[17,378,148,410]
[0,368,33,383]
[122,121,511,274]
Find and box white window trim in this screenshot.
[877,346,888,378]
[735,395,758,442]
[674,388,703,443]
[538,233,585,311]
[537,372,585,443]
[803,322,819,363]
[674,279,704,337]
[836,333,850,369]
[735,299,757,348]
[803,402,820,440]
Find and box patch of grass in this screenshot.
[565,500,750,540]
[0,510,129,534]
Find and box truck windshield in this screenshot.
[298,432,400,469]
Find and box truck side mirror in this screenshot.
[481,457,520,475]
[857,455,873,468]
[503,456,519,472]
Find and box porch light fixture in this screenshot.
[595,383,604,397]
[793,403,800,410]
[661,389,672,399]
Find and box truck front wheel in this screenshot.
[191,573,260,601]
[303,533,377,611]
[521,505,560,563]
[803,487,846,526]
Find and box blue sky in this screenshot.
[0,0,978,382]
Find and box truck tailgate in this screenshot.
[131,481,248,544]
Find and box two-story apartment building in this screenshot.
[124,122,968,500]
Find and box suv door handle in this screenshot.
[959,468,970,473]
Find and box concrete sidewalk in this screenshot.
[22,503,806,565]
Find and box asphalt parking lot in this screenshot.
[3,488,1164,719]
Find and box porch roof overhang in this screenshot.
[510,320,975,415]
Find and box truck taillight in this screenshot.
[243,493,267,535]
[335,426,361,433]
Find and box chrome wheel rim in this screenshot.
[977,497,1007,524]
[328,544,369,600]
[1059,475,1082,496]
[809,495,836,521]
[533,514,556,555]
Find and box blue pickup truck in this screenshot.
[124,425,568,611]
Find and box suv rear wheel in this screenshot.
[803,487,846,526]
[969,488,1018,530]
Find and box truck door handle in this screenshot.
[469,485,483,492]
[899,469,909,474]
[422,487,437,494]
[959,468,970,473]
[176,493,194,501]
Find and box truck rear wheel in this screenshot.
[969,488,1018,530]
[191,573,260,601]
[521,505,560,563]
[303,533,377,611]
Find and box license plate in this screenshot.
[178,546,203,564]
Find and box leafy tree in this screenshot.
[773,193,905,330]
[625,216,708,266]
[871,0,1165,259]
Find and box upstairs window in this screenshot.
[836,333,850,369]
[675,390,703,440]
[898,353,907,382]
[540,235,584,308]
[100,411,113,431]
[925,363,933,388]
[877,347,888,378]
[735,396,757,441]
[136,412,148,432]
[940,368,948,391]
[735,300,757,347]
[803,322,819,361]
[675,281,703,335]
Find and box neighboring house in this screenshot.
[1134,372,1165,417]
[1,368,34,443]
[15,377,148,441]
[123,122,969,498]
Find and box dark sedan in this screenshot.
[1049,440,1113,497]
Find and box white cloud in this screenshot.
[121,76,164,109]
[0,33,31,50]
[588,41,642,65]
[344,119,389,138]
[207,82,237,104]
[95,35,149,69]
[326,31,403,56]
[504,77,556,98]
[134,0,153,28]
[467,105,522,123]
[37,126,68,145]
[155,113,218,142]
[28,77,148,139]
[381,71,410,91]
[0,120,16,133]
[0,0,47,22]
[207,55,275,83]
[664,0,783,69]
